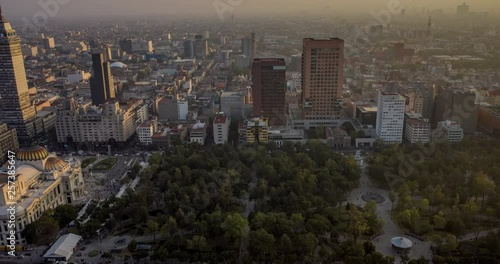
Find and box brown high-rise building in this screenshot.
[301,38,344,120]
[252,58,287,126]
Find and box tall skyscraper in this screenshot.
[242,32,257,60]
[0,8,39,146]
[42,37,55,50]
[376,92,406,144]
[433,88,478,134]
[119,38,133,54]
[241,37,252,57]
[457,3,469,16]
[251,31,256,59]
[194,34,208,58]
[183,39,194,59]
[252,58,287,126]
[90,53,115,105]
[301,38,344,120]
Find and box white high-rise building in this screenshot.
[433,120,464,143]
[178,99,188,121]
[137,121,155,145]
[213,113,230,144]
[376,92,406,144]
[405,118,430,144]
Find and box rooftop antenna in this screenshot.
[427,16,432,36]
[0,4,4,21]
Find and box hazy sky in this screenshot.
[0,0,497,19]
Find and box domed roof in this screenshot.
[44,157,67,171]
[16,146,49,161]
[391,237,413,249]
[110,62,127,68]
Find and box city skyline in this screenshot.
[0,2,498,263]
[0,0,499,19]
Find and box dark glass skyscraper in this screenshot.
[183,39,194,59]
[90,53,115,105]
[251,58,287,127]
[0,7,39,146]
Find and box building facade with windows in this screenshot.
[0,11,40,146]
[213,113,230,144]
[404,118,431,144]
[0,146,85,246]
[376,92,406,144]
[0,123,19,165]
[252,58,287,126]
[56,99,148,144]
[433,120,464,143]
[301,38,344,120]
[245,117,269,144]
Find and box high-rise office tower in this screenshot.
[0,8,39,146]
[457,3,469,16]
[301,38,344,120]
[104,46,112,61]
[252,58,287,126]
[241,37,251,57]
[376,92,406,144]
[183,39,194,59]
[251,31,256,59]
[90,53,115,105]
[43,37,55,50]
[242,32,257,60]
[194,34,208,58]
[433,88,478,134]
[119,38,133,54]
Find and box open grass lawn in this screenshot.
[92,157,118,171]
[88,250,100,257]
[81,158,96,169]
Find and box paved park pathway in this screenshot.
[238,166,257,263]
[345,154,433,263]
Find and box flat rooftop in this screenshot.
[358,106,377,113]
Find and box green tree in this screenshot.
[186,235,208,251]
[279,233,293,255]
[419,199,430,212]
[248,228,276,262]
[347,206,369,243]
[305,214,332,235]
[81,219,101,239]
[221,213,248,244]
[433,211,446,229]
[389,191,397,210]
[53,204,78,228]
[294,233,317,258]
[147,220,159,242]
[22,214,60,245]
[161,216,178,239]
[364,201,383,234]
[470,172,496,208]
[128,239,137,252]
